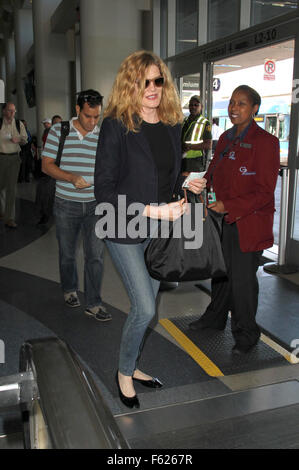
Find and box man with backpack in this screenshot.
[0,102,28,228]
[42,90,111,322]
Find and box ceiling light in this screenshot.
[215,64,242,68]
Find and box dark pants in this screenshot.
[18,147,33,182]
[200,222,262,348]
[0,153,21,222]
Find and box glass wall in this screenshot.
[176,0,198,54]
[208,0,240,42]
[160,0,168,59]
[251,0,298,26]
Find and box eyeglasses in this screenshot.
[145,77,164,88]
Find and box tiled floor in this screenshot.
[1,180,299,449]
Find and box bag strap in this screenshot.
[15,119,20,134]
[55,121,70,167]
[183,188,188,203]
[183,188,207,217]
[0,118,20,133]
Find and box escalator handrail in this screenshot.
[19,337,129,449]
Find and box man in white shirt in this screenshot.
[0,102,28,228]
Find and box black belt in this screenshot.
[0,152,18,155]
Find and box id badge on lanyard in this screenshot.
[207,186,217,204]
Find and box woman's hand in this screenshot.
[188,178,207,194]
[208,200,226,213]
[144,199,187,221]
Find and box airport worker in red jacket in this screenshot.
[189,85,280,355]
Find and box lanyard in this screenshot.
[209,122,252,188]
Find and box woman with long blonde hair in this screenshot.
[95,50,205,409]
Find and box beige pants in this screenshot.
[0,153,21,222]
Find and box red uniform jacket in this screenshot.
[205,120,280,253]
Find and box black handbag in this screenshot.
[35,121,70,216]
[144,192,227,282]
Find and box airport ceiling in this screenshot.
[214,39,295,75]
[0,1,295,74]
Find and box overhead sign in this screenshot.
[213,77,221,91]
[204,27,278,62]
[183,76,200,91]
[264,59,276,81]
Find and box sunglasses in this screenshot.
[79,93,104,103]
[144,77,164,88]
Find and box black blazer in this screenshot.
[94,117,183,243]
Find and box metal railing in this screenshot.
[264,166,298,275]
[0,337,129,449]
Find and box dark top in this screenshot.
[94,117,183,243]
[141,120,174,203]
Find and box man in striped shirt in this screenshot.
[42,90,111,321]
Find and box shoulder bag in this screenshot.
[144,191,227,282]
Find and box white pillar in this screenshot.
[75,26,81,94]
[79,0,142,102]
[14,8,35,125]
[32,0,70,145]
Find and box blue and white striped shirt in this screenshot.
[42,118,99,202]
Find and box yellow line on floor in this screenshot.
[159,318,224,377]
[260,333,299,364]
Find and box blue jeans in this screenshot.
[54,197,104,309]
[105,239,160,376]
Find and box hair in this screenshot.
[51,115,62,124]
[2,102,15,112]
[76,89,104,110]
[189,95,201,104]
[104,50,183,132]
[232,85,261,115]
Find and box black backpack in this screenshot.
[54,121,70,167]
[35,121,70,217]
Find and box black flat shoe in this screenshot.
[189,319,209,330]
[115,373,140,409]
[232,343,255,355]
[133,376,163,389]
[189,319,226,331]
